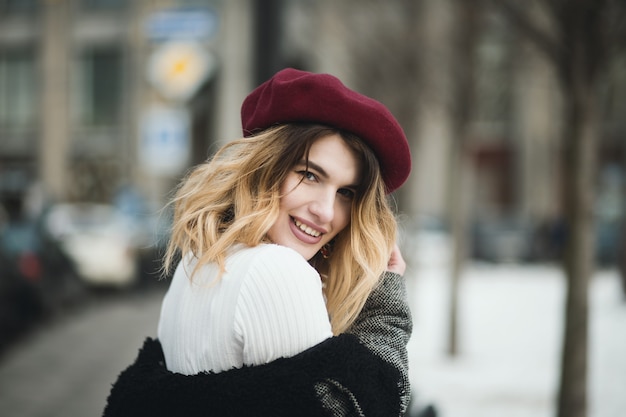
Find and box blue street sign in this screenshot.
[145,7,219,41]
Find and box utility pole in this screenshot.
[252,0,285,85]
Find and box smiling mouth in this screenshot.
[293,218,322,237]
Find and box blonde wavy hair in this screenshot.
[164,124,398,334]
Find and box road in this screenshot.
[0,264,624,417]
[0,288,165,417]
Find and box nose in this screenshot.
[309,189,335,225]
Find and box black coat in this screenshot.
[103,272,412,417]
[103,334,401,417]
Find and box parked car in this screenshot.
[134,207,173,287]
[44,203,141,289]
[0,217,84,353]
[0,234,43,354]
[112,186,173,287]
[471,217,534,263]
[401,215,452,269]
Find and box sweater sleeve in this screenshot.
[234,245,333,366]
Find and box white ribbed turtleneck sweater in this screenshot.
[157,244,333,375]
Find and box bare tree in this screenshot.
[446,0,483,356]
[492,1,626,416]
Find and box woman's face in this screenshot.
[267,134,361,260]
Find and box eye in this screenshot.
[297,170,318,182]
[337,188,355,200]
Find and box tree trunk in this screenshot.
[446,0,481,357]
[556,78,598,417]
[555,2,604,415]
[446,140,471,356]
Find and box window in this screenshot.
[604,54,626,125]
[474,13,513,125]
[0,49,37,131]
[74,46,122,127]
[0,0,38,15]
[79,0,126,11]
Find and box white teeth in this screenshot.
[294,219,321,237]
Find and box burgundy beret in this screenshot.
[241,68,411,193]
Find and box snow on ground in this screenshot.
[405,262,626,417]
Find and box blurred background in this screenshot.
[0,1,624,416]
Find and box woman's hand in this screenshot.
[386,244,406,276]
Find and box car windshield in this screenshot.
[45,204,129,239]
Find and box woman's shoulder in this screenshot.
[230,244,316,274]
[228,244,322,294]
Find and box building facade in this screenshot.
[1,0,624,263]
[0,0,253,213]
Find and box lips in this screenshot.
[290,217,324,244]
[293,218,321,237]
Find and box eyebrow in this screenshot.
[299,159,360,190]
[300,159,328,178]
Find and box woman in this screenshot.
[103,68,412,417]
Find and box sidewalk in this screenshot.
[406,263,626,417]
[0,290,165,417]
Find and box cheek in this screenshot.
[333,203,352,232]
[279,174,301,202]
[279,179,301,210]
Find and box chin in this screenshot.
[294,247,317,261]
[284,243,318,261]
